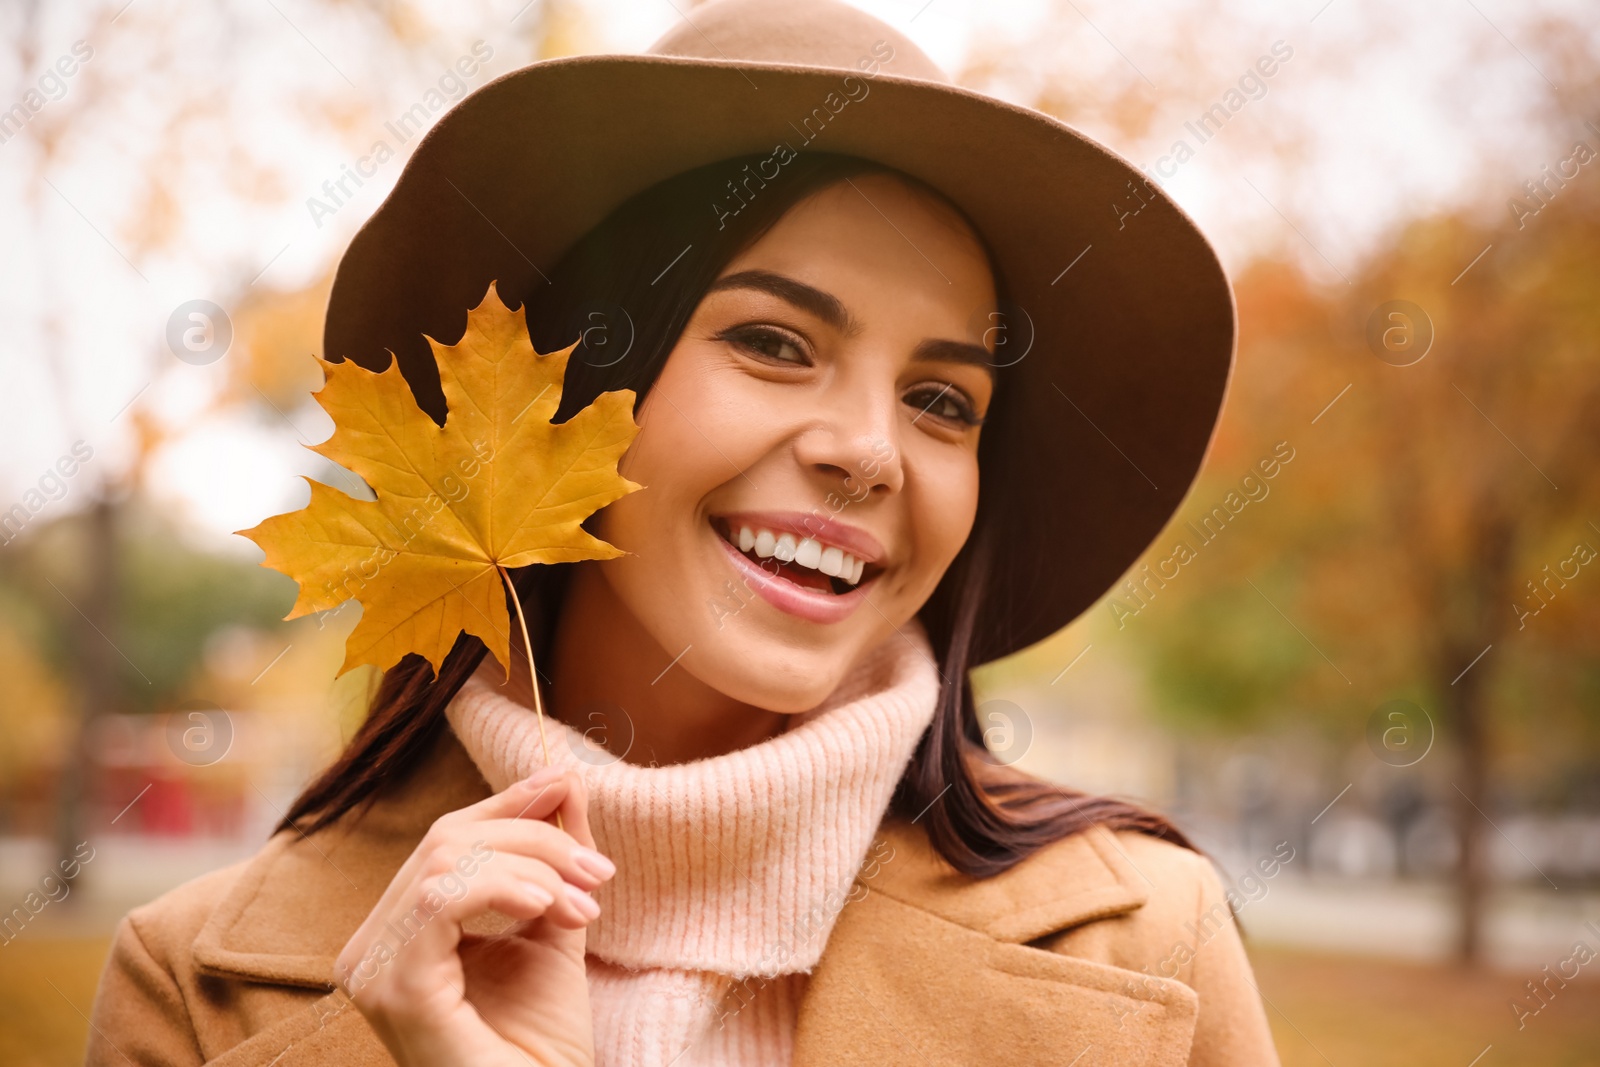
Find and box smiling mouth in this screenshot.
[710,517,884,596]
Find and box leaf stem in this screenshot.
[497,565,564,833]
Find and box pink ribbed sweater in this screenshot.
[442,620,941,1067]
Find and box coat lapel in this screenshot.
[790,817,1200,1067]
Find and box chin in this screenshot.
[681,629,858,714]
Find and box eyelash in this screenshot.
[716,324,986,428]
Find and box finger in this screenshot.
[459,765,601,855]
[339,768,603,985]
[349,836,604,984]
[470,852,603,930]
[448,765,589,832]
[540,767,598,853]
[389,857,597,963]
[449,818,615,891]
[346,872,555,989]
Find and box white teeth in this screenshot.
[795,537,822,569]
[723,521,873,587]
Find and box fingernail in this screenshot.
[564,882,601,919]
[572,846,616,881]
[522,765,563,788]
[521,880,554,908]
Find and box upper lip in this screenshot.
[713,510,887,565]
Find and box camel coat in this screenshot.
[84,727,1281,1065]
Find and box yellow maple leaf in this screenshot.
[238,282,642,678]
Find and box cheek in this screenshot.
[905,453,980,587]
[589,398,723,635]
[599,406,705,545]
[596,351,777,552]
[615,349,792,496]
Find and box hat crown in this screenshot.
[646,0,949,83]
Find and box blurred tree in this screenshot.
[971,0,1600,965]
[1127,172,1600,963]
[2,0,575,884]
[0,502,288,773]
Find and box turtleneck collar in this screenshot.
[443,618,942,979]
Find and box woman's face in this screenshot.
[592,172,998,713]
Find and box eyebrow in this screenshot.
[706,269,997,377]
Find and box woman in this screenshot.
[86,1,1278,1064]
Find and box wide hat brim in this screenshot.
[323,24,1236,667]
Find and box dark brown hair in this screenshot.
[280,151,1196,877]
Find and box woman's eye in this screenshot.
[906,384,984,427]
[722,325,808,366]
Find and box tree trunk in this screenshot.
[1438,509,1515,965]
[1445,656,1490,962]
[54,495,121,890]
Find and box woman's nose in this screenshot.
[791,388,905,498]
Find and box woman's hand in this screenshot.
[335,765,613,1067]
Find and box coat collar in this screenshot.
[788,814,1198,1066]
[862,811,1152,943]
[194,728,1198,1064]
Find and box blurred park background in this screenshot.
[2,0,1598,1063]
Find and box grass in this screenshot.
[2,937,1598,1064]
[1253,945,1600,1067]
[0,936,111,1067]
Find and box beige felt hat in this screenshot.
[323,0,1236,663]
